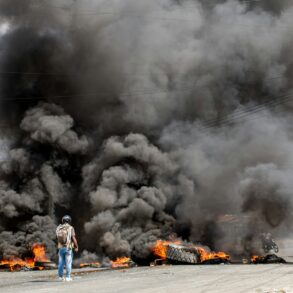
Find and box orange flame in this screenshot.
[152,240,168,259]
[32,243,49,262]
[152,239,229,263]
[152,239,182,259]
[251,255,260,263]
[111,257,130,268]
[80,262,101,268]
[0,243,49,271]
[196,247,230,263]
[0,257,34,271]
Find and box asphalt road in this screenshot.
[0,264,293,293]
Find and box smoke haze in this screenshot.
[0,0,293,260]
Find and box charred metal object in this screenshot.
[252,254,286,264]
[166,244,199,264]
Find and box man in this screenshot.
[56,215,78,281]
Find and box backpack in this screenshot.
[56,224,71,247]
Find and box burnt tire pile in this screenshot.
[166,244,199,264]
[252,254,286,264]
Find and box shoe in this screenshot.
[65,277,72,282]
[59,277,65,281]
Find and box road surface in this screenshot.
[0,264,293,293]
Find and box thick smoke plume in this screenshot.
[1,0,293,261]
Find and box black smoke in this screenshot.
[1,0,293,261]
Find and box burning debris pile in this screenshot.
[1,0,293,265]
[152,240,230,265]
[110,257,135,269]
[79,256,135,269]
[251,254,286,265]
[0,243,55,271]
[80,262,101,269]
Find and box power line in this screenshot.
[198,91,293,133]
[0,71,161,77]
[202,91,292,126]
[0,89,291,130]
[0,95,292,165]
[0,71,74,76]
[0,80,289,102]
[0,70,288,99]
[0,73,291,129]
[204,92,293,128]
[0,85,198,102]
[0,86,292,137]
[200,106,291,135]
[0,71,286,80]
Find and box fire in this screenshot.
[251,255,259,263]
[111,257,131,268]
[32,243,49,262]
[80,262,101,268]
[152,240,169,259]
[196,247,230,263]
[0,257,34,271]
[152,239,181,259]
[79,257,131,269]
[0,243,49,271]
[152,239,230,264]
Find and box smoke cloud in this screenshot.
[0,0,293,260]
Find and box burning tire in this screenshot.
[166,244,199,264]
[34,261,57,270]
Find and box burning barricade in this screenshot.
[1,239,286,272]
[152,239,230,265]
[0,257,35,272]
[80,262,101,269]
[79,256,136,269]
[111,257,134,268]
[251,254,286,264]
[0,243,56,271]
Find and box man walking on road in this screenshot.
[56,215,78,281]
